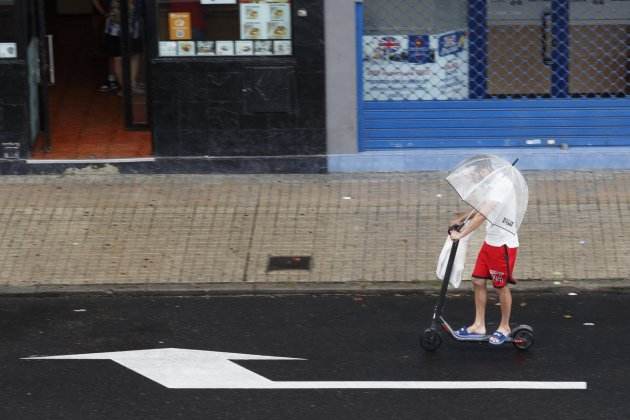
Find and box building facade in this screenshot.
[0,0,325,162]
[1,0,630,168]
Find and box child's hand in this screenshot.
[449,230,464,241]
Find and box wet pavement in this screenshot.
[1,291,627,419]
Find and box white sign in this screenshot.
[240,2,291,40]
[0,43,17,59]
[158,41,177,57]
[363,30,469,101]
[24,348,588,390]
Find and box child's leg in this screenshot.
[469,279,487,334]
[497,286,512,333]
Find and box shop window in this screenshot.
[362,0,468,101]
[0,0,17,59]
[157,0,292,57]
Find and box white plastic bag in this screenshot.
[436,234,471,288]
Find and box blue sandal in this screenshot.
[455,327,487,340]
[489,330,510,345]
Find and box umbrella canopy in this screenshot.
[446,155,528,235]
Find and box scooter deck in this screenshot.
[440,316,523,343]
[453,334,491,342]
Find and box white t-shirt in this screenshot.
[484,175,519,248]
[485,221,519,248]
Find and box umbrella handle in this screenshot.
[448,223,463,234]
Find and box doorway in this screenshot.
[30,0,152,159]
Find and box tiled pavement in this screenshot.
[0,171,629,293]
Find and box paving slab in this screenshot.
[0,171,628,293]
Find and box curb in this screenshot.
[0,156,328,175]
[2,279,630,297]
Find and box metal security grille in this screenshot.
[487,0,630,98]
[362,0,630,101]
[358,0,630,150]
[362,0,469,101]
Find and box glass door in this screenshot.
[121,0,149,128]
[26,0,51,150]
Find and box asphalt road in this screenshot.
[0,291,627,419]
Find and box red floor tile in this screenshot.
[31,16,152,160]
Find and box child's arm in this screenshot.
[449,211,485,241]
[450,209,477,226]
[450,211,468,226]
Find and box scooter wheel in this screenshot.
[511,327,534,351]
[420,328,442,352]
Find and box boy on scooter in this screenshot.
[448,169,519,346]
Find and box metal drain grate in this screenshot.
[267,256,312,272]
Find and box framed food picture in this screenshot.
[254,40,273,56]
[236,41,254,56]
[177,41,196,56]
[196,41,216,56]
[216,41,235,56]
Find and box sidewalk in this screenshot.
[1,171,629,293]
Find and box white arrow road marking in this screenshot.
[24,348,588,390]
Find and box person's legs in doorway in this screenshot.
[113,54,142,96]
[113,56,122,85]
[130,53,145,93]
[112,55,123,95]
[130,36,145,93]
[98,34,121,93]
[97,58,119,93]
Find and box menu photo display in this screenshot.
[159,0,292,57]
[240,0,291,41]
[196,41,216,56]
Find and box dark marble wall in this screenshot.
[0,61,29,158]
[150,0,325,157]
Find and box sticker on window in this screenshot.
[0,43,17,59]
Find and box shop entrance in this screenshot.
[29,0,152,159]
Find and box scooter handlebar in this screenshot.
[448,223,463,234]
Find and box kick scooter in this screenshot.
[420,226,534,352]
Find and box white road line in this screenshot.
[254,381,588,390]
[25,348,588,390]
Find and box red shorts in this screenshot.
[472,242,518,288]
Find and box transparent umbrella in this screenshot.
[446,154,528,235]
